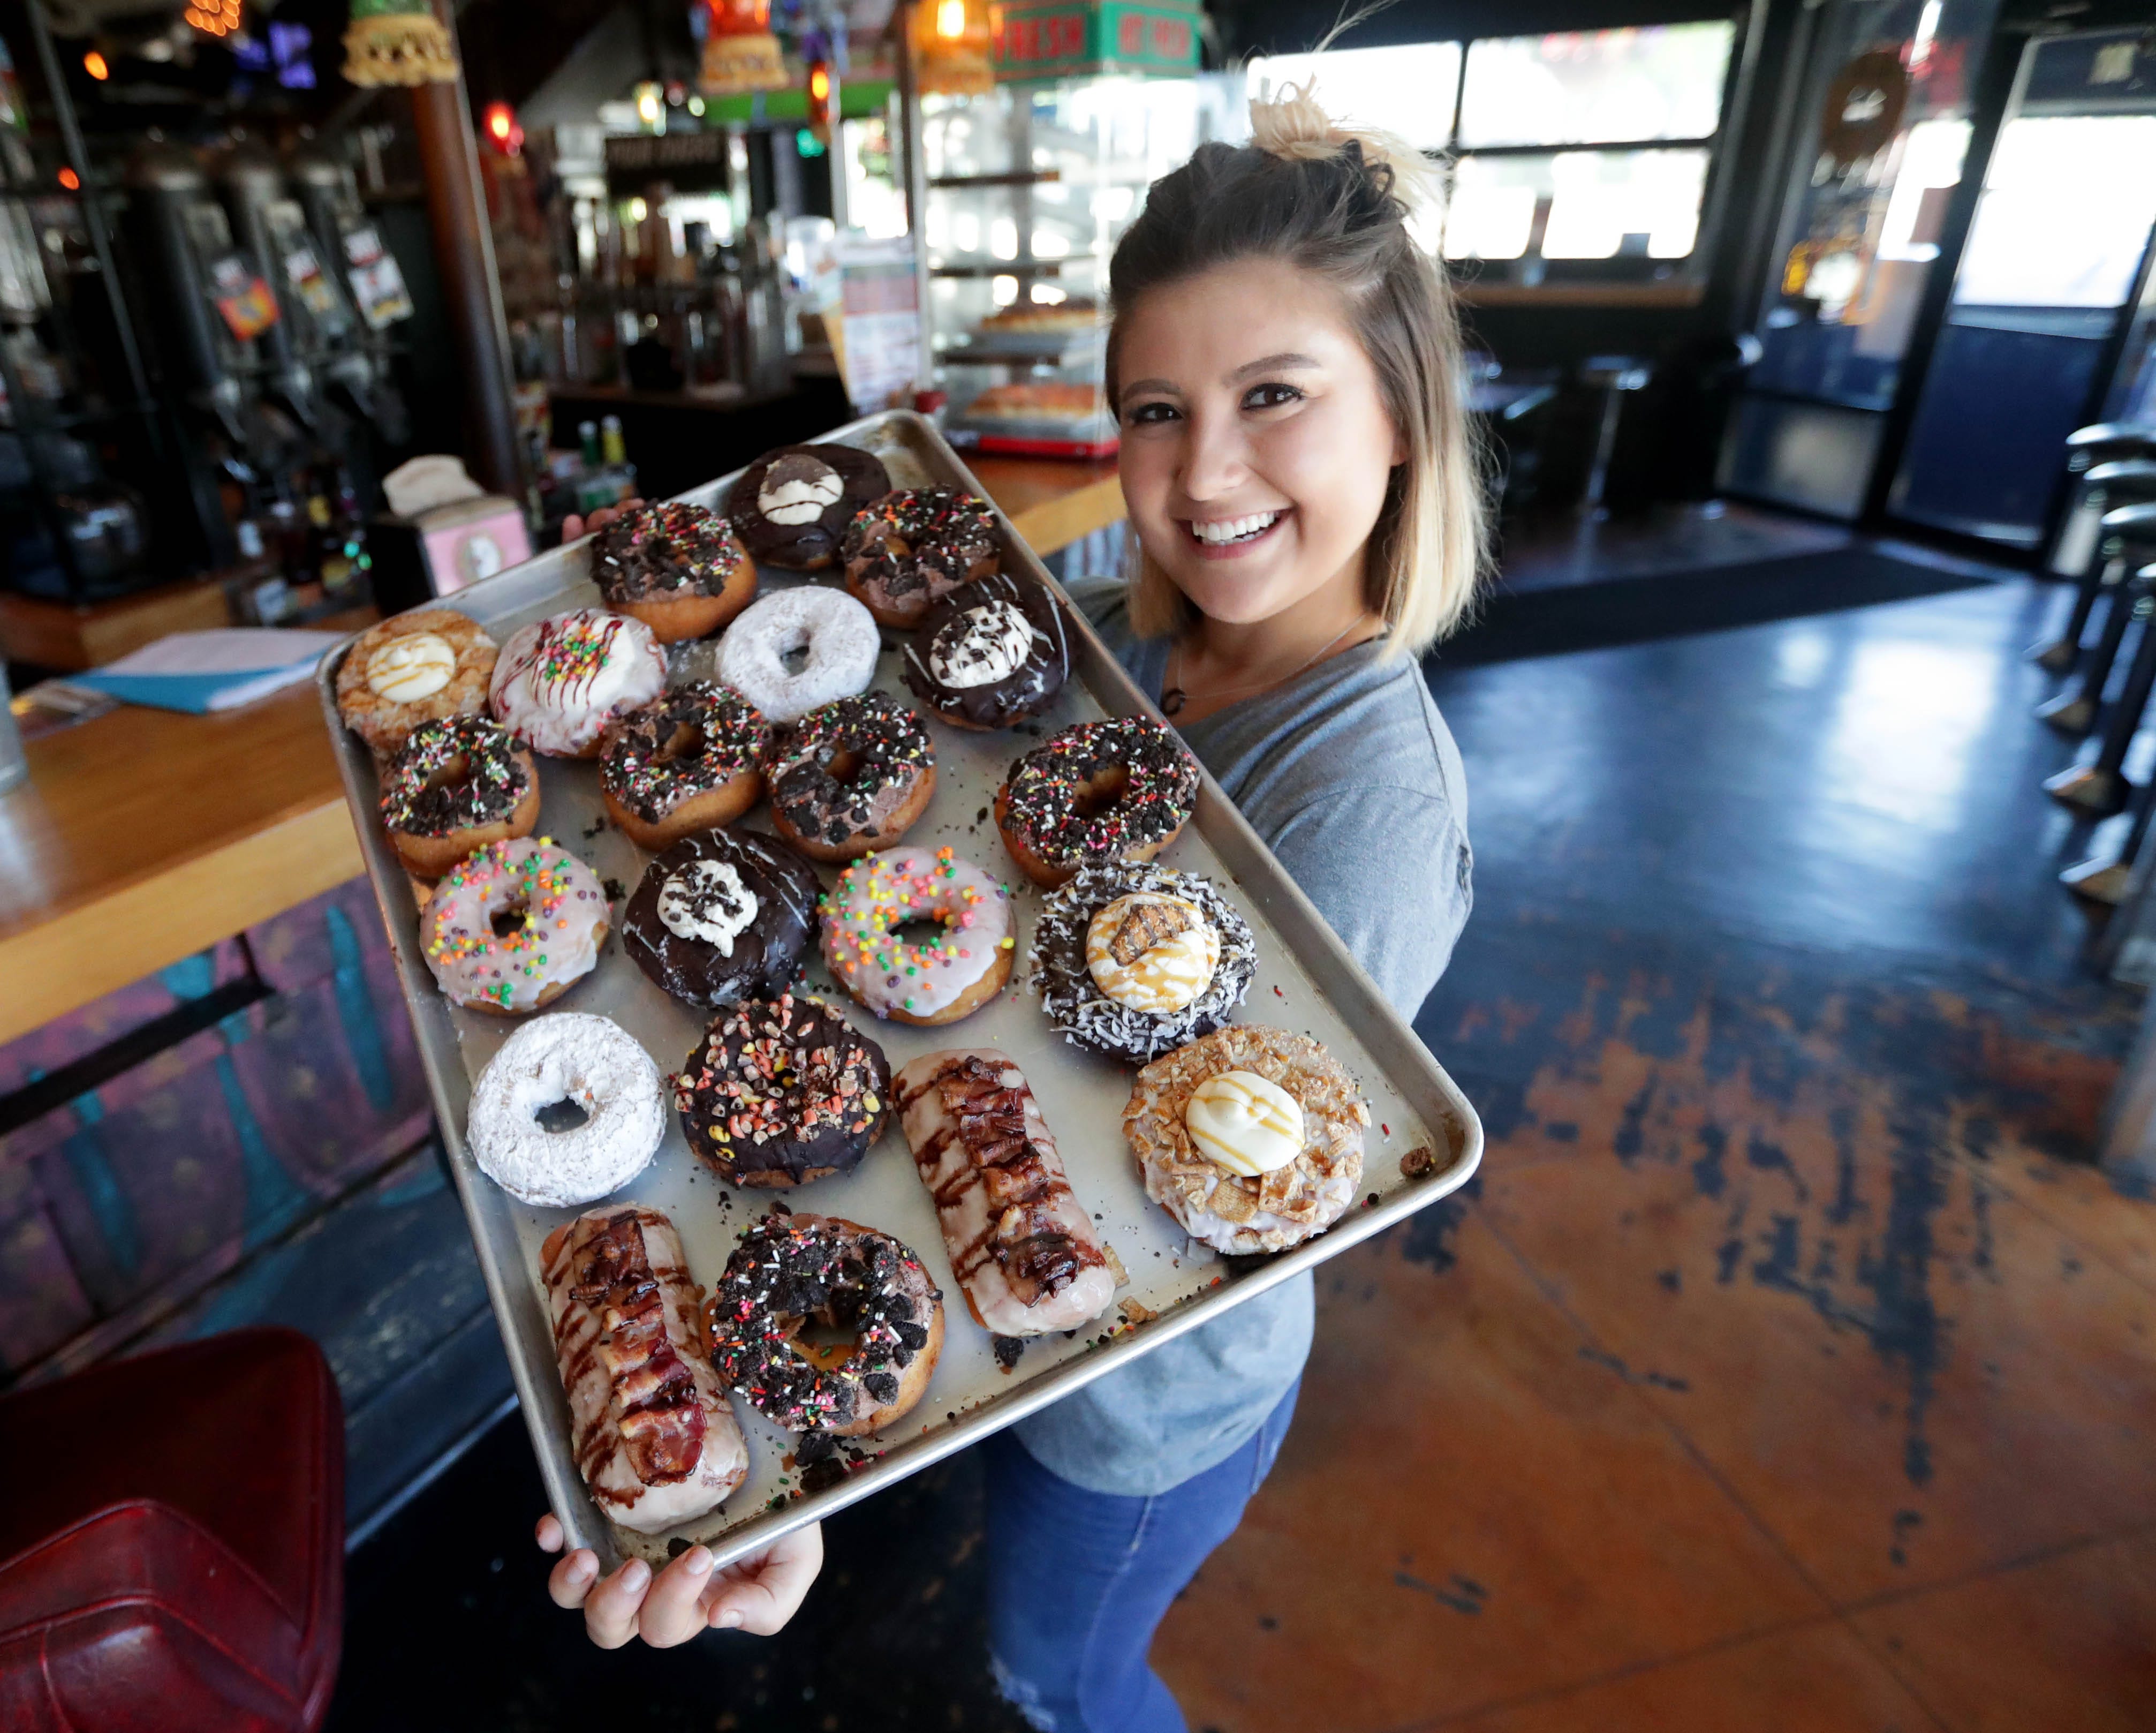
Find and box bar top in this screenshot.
[0,458,1126,1045]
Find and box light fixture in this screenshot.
[82,50,109,80]
[482,100,523,154]
[697,0,785,96]
[185,0,243,39]
[628,195,649,222]
[687,93,705,116]
[912,0,993,96]
[57,166,80,190]
[634,79,664,130]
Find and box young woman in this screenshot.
[538,82,1483,1732]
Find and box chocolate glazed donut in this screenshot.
[674,992,891,1187]
[902,571,1071,731]
[622,829,819,1008]
[726,444,891,570]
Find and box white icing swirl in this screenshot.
[367,632,456,702]
[1185,1070,1305,1176]
[657,859,759,953]
[929,599,1040,689]
[1085,893,1218,1014]
[758,458,843,524]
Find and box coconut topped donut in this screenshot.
[336,608,496,755]
[714,586,882,724]
[489,607,668,757]
[842,487,1000,628]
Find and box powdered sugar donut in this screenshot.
[714,586,880,724]
[467,1013,664,1207]
[490,608,667,758]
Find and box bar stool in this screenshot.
[2038,498,2156,737]
[2060,788,2154,905]
[2045,550,2156,819]
[2030,457,2156,678]
[1578,355,1653,519]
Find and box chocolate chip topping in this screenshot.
[767,691,935,849]
[592,500,745,600]
[379,714,530,836]
[600,682,769,823]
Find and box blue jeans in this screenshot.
[983,1379,1302,1733]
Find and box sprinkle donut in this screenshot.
[901,571,1070,732]
[466,1013,665,1206]
[591,499,758,643]
[378,713,539,878]
[995,716,1200,888]
[336,608,496,755]
[766,691,937,862]
[704,1212,944,1436]
[841,487,1000,628]
[674,991,890,1187]
[714,586,881,724]
[421,836,610,1015]
[598,682,770,849]
[489,607,667,758]
[820,845,1015,1026]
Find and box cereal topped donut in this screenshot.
[421,836,610,1015]
[378,713,540,878]
[766,691,937,862]
[901,571,1070,732]
[714,586,881,724]
[622,829,819,1009]
[599,681,769,849]
[490,607,667,758]
[820,845,1015,1026]
[1124,1024,1368,1255]
[674,992,890,1187]
[591,500,758,643]
[841,487,1000,628]
[336,607,496,755]
[995,715,1200,888]
[726,443,891,570]
[1030,863,1257,1064]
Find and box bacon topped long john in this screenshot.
[895,1050,1117,1336]
[540,1204,747,1534]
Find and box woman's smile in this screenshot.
[1181,508,1292,557]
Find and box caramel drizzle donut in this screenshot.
[600,682,769,830]
[704,1212,943,1435]
[673,991,890,1187]
[335,607,496,756]
[997,716,1199,886]
[841,487,999,624]
[767,692,935,858]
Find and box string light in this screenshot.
[82,50,109,79]
[185,0,243,38]
[57,167,80,190]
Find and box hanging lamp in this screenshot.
[699,0,787,95]
[913,0,994,96]
[342,0,459,85]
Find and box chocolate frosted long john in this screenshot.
[894,1050,1117,1336]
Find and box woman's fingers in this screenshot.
[546,1546,600,1609]
[579,1557,655,1649]
[710,1523,824,1635]
[534,1513,564,1554]
[634,1546,720,1647]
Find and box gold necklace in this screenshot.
[1161,620,1369,717]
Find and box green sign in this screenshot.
[698,78,892,125]
[994,0,1200,82]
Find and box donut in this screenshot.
[591,500,758,643]
[766,692,937,863]
[674,991,891,1187]
[467,1013,664,1206]
[714,586,881,724]
[489,607,668,758]
[704,1212,943,1437]
[335,608,496,755]
[726,443,891,570]
[841,487,1000,628]
[420,836,610,1015]
[377,713,540,878]
[599,682,769,849]
[820,845,1015,1026]
[995,715,1200,888]
[1124,1025,1368,1255]
[1030,863,1258,1063]
[622,829,819,1008]
[901,571,1071,732]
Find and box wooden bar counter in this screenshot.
[0,458,1124,1045]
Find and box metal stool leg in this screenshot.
[2046,573,2156,818]
[2031,480,2113,670]
[2032,547,2115,674]
[2061,782,2156,906]
[2038,556,2134,734]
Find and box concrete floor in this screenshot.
[334,545,2156,1731]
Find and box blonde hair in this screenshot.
[1108,81,1486,658]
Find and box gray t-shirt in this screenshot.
[1012,576,1473,1496]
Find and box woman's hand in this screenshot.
[535,1512,823,1648]
[559,498,646,542]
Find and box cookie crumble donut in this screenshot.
[995,715,1199,888]
[674,991,890,1186]
[841,487,1000,628]
[467,1013,664,1206]
[727,443,891,570]
[421,836,610,1014]
[336,608,496,755]
[714,586,881,724]
[1031,864,1257,1063]
[1125,1025,1368,1255]
[378,713,540,878]
[901,571,1071,732]
[820,845,1015,1026]
[766,691,937,862]
[705,1212,944,1436]
[591,499,758,642]
[622,829,819,1008]
[490,607,668,758]
[599,682,769,849]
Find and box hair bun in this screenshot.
[1247,78,1443,235]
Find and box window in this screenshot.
[1456,23,1735,149]
[1245,42,1463,153]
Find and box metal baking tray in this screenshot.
[319,409,1482,1570]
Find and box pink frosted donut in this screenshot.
[422,837,611,1015]
[819,844,1015,1026]
[489,607,667,757]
